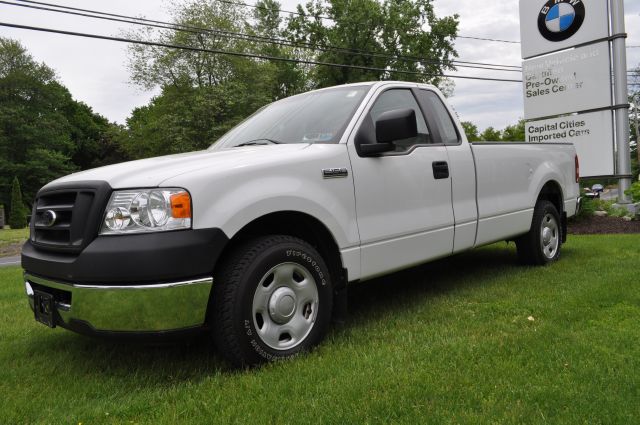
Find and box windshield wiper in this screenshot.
[235,138,282,147]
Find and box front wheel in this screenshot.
[516,200,562,266]
[211,235,333,367]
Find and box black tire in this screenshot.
[516,200,562,266]
[211,235,333,367]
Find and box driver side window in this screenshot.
[369,89,431,152]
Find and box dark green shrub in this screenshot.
[8,177,27,229]
[625,181,640,203]
[573,196,596,221]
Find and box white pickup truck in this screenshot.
[23,81,580,366]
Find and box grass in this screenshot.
[0,227,28,245]
[1,235,639,424]
[0,227,29,256]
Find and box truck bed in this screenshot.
[469,142,579,246]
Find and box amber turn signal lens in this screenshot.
[170,192,191,219]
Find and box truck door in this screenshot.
[414,88,478,253]
[347,86,455,280]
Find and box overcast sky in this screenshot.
[0,0,639,131]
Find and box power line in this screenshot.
[0,22,524,83]
[7,0,521,72]
[2,0,522,73]
[8,0,522,70]
[213,0,522,44]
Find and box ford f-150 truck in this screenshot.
[23,81,580,366]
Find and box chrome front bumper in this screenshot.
[25,273,213,333]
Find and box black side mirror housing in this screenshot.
[354,108,417,157]
[375,108,417,143]
[355,115,394,156]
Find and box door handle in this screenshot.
[432,161,449,179]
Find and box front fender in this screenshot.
[202,179,358,249]
[161,144,360,250]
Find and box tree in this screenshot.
[249,0,311,99]
[285,0,459,90]
[124,1,287,157]
[461,121,479,142]
[8,176,26,229]
[501,119,526,141]
[0,37,123,208]
[0,38,76,208]
[479,127,502,141]
[122,0,459,157]
[67,101,128,170]
[121,84,249,158]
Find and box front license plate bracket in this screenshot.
[34,290,56,328]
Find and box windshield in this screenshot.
[212,85,371,149]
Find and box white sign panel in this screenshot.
[520,0,609,59]
[523,41,611,120]
[526,111,614,176]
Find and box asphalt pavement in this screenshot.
[600,188,619,201]
[0,255,20,268]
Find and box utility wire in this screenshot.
[8,0,524,70]
[211,0,523,44]
[0,22,524,83]
[2,0,520,73]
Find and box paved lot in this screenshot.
[0,256,20,268]
[600,188,619,201]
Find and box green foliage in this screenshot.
[0,37,123,208]
[479,126,502,141]
[573,196,595,221]
[501,119,526,141]
[123,1,300,157]
[286,0,459,90]
[625,181,640,203]
[122,0,459,157]
[461,121,479,142]
[122,83,271,158]
[591,198,634,218]
[8,177,26,229]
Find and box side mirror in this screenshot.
[375,108,417,143]
[354,108,418,157]
[354,115,394,156]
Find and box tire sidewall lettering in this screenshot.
[286,249,327,286]
[240,244,331,361]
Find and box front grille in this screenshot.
[30,181,112,253]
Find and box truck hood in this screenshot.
[45,144,311,189]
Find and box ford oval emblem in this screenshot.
[42,210,57,227]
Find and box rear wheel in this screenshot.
[516,200,562,265]
[211,235,333,367]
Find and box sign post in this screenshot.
[611,0,631,203]
[519,0,632,201]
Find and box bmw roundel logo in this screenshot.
[538,0,585,42]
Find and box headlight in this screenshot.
[100,188,192,235]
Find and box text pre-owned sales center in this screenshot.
[519,0,632,198]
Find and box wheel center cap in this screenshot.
[269,287,297,324]
[542,227,552,245]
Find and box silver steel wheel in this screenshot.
[540,213,559,259]
[252,262,319,350]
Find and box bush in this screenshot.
[625,181,640,203]
[573,196,596,220]
[8,177,27,229]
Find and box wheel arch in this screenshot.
[217,211,347,289]
[536,180,567,243]
[536,180,564,214]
